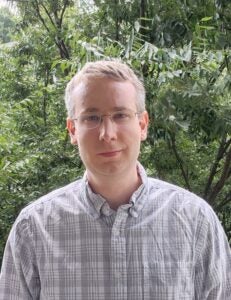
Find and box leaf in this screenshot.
[134,21,140,33]
[199,26,215,30]
[175,120,189,131]
[201,16,213,22]
[2,161,11,171]
[19,98,33,108]
[172,70,182,77]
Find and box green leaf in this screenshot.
[134,21,140,33]
[201,16,213,22]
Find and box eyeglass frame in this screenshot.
[71,108,143,130]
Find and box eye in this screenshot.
[113,112,130,120]
[81,114,100,123]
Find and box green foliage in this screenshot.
[0,7,16,43]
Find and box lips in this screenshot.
[98,150,122,157]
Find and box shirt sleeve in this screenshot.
[0,213,40,300]
[194,205,231,299]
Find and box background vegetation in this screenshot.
[0,0,230,266]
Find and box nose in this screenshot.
[99,116,117,143]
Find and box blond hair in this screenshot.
[64,60,145,118]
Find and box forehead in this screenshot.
[71,77,137,113]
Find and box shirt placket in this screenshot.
[110,208,128,300]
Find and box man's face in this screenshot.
[67,77,149,180]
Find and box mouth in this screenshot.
[97,150,122,157]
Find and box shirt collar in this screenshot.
[81,162,148,218]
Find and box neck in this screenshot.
[86,167,142,210]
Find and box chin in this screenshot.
[100,165,122,175]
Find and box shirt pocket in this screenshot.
[143,261,194,300]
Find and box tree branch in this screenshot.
[203,134,229,198]
[215,190,231,211]
[207,144,231,205]
[32,0,70,59]
[60,0,69,28]
[32,0,50,33]
[54,38,70,59]
[40,3,57,29]
[169,133,191,190]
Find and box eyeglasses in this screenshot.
[72,109,142,130]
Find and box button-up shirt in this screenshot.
[0,164,231,299]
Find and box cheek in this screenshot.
[125,125,142,140]
[77,132,97,152]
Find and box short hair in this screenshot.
[64,60,146,118]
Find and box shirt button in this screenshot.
[113,230,120,237]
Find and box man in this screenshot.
[0,60,230,299]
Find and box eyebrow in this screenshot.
[82,106,129,113]
[81,108,99,113]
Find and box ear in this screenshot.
[66,118,78,145]
[139,111,149,141]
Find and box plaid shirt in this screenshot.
[0,163,231,299]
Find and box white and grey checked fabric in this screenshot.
[0,163,231,299]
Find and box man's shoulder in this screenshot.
[148,177,195,195]
[19,178,84,219]
[147,177,214,214]
[146,177,226,237]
